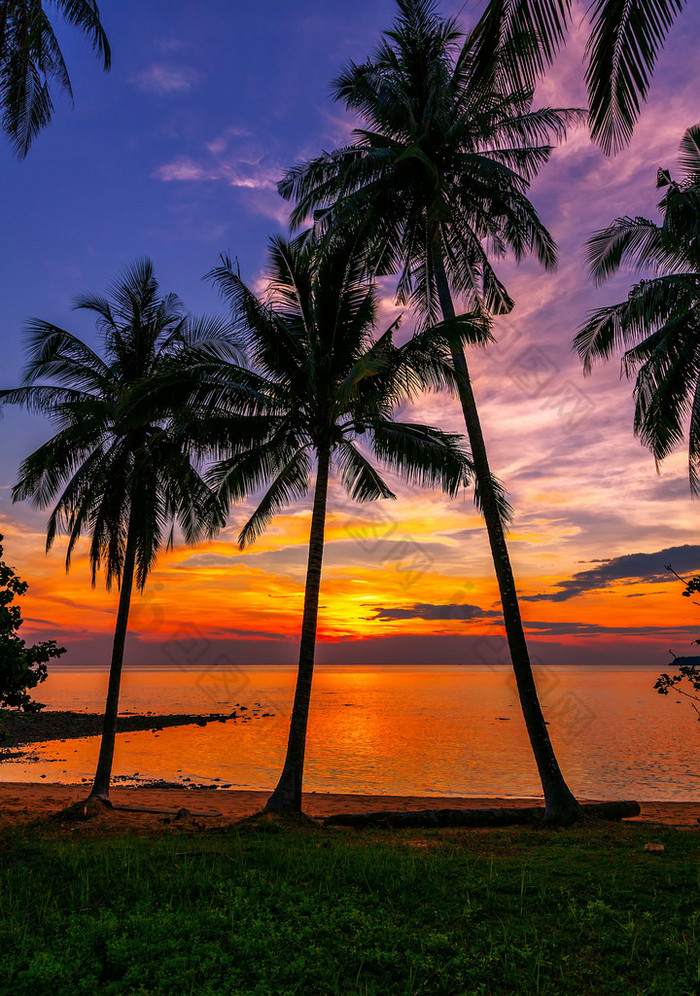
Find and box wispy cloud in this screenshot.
[152,126,291,236]
[130,64,202,95]
[154,155,280,190]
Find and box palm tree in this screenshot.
[278,0,582,817]
[575,123,700,488]
[469,0,685,155]
[0,0,110,158]
[206,231,482,814]
[0,259,231,803]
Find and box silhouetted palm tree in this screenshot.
[0,260,231,803]
[0,0,110,158]
[576,123,700,488]
[207,231,484,814]
[469,0,685,155]
[279,0,581,817]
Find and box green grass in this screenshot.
[0,821,698,995]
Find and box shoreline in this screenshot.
[0,782,697,830]
[0,708,272,758]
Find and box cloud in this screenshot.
[131,64,202,95]
[155,158,211,182]
[178,537,460,576]
[153,156,280,191]
[369,602,502,622]
[523,544,700,602]
[523,620,700,638]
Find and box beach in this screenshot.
[1,781,697,832]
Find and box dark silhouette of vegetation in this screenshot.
[0,260,233,802]
[0,532,65,713]
[576,124,700,492]
[279,0,582,818]
[0,0,111,158]
[469,0,685,154]
[655,565,700,720]
[205,230,480,814]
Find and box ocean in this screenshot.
[2,665,697,800]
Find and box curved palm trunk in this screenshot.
[88,514,138,803]
[266,447,331,814]
[431,244,580,818]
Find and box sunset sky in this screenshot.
[1,0,699,668]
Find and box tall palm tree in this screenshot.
[469,0,685,155]
[575,123,700,488]
[0,0,110,158]
[279,0,582,817]
[0,260,231,803]
[206,231,483,814]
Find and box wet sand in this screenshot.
[0,782,696,832]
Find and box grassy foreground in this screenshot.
[0,820,697,995]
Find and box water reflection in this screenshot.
[1,666,697,800]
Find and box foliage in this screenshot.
[279,0,583,324]
[0,259,232,592]
[654,565,700,720]
[0,533,65,713]
[469,0,686,155]
[278,0,578,817]
[203,230,484,542]
[0,1,111,158]
[0,824,697,995]
[576,124,700,492]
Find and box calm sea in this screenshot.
[1,665,697,801]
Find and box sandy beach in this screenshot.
[0,782,697,832]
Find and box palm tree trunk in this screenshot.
[431,242,580,818]
[88,513,138,803]
[266,447,332,814]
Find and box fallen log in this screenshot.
[324,800,641,829]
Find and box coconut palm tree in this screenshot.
[205,231,485,814]
[0,1,110,158]
[278,0,581,817]
[469,0,685,155]
[575,123,700,488]
[0,259,232,803]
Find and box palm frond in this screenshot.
[584,216,684,283]
[473,472,514,526]
[237,448,312,549]
[678,123,700,183]
[585,0,685,155]
[1,0,110,158]
[370,419,473,498]
[335,441,396,502]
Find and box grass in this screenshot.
[0,819,697,995]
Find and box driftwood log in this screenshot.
[324,801,641,829]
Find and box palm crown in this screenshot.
[575,123,700,492]
[280,0,583,322]
[1,259,229,589]
[204,232,481,545]
[0,0,110,158]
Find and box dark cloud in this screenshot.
[522,544,700,603]
[523,620,700,637]
[369,602,502,622]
